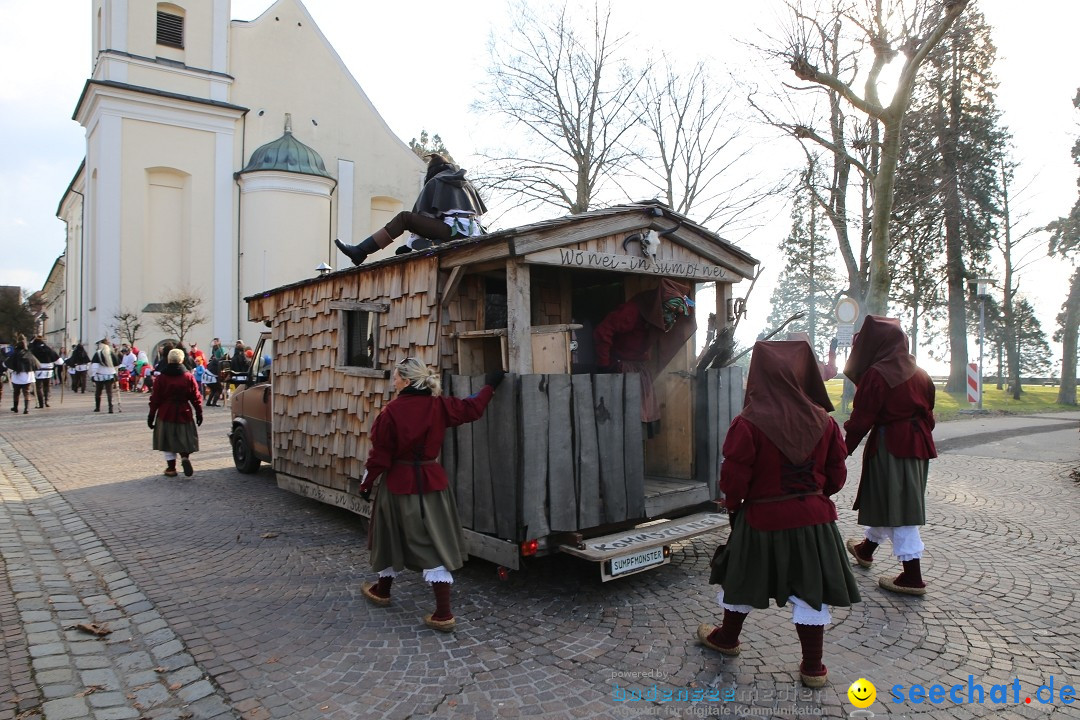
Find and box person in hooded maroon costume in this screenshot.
[335,154,487,265]
[147,348,204,478]
[842,315,937,596]
[699,341,859,688]
[593,278,695,435]
[358,358,505,632]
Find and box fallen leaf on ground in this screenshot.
[76,685,105,697]
[69,622,112,636]
[260,532,279,538]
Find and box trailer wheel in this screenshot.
[232,428,261,473]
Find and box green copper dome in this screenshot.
[240,118,333,179]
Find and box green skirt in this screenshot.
[854,434,928,527]
[709,516,860,610]
[369,484,469,573]
[152,421,199,454]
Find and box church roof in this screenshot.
[239,120,333,179]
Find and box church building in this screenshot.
[56,0,423,347]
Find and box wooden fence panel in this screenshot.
[468,375,496,533]
[546,375,576,531]
[593,373,626,523]
[520,375,551,539]
[572,375,600,528]
[450,376,474,528]
[488,374,519,539]
[623,373,646,517]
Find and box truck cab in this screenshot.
[229,332,273,473]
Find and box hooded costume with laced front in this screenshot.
[841,315,937,595]
[701,341,859,688]
[592,278,696,427]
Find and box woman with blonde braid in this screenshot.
[358,358,504,631]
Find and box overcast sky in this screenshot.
[1,0,1077,370]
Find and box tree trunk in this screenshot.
[1058,267,1080,405]
[941,77,969,393]
[866,119,901,315]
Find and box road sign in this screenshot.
[966,363,980,404]
[835,297,860,324]
[835,323,855,347]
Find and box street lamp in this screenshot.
[973,278,995,411]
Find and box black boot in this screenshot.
[335,228,392,266]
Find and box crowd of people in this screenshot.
[1,334,255,415]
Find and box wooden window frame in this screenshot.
[332,300,390,378]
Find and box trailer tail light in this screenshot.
[520,539,539,556]
[663,546,671,558]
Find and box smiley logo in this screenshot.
[848,678,876,708]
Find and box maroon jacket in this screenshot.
[148,365,203,424]
[720,416,848,531]
[844,367,937,459]
[362,385,494,495]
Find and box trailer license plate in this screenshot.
[609,547,666,577]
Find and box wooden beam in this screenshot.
[511,213,652,256]
[506,258,532,374]
[652,225,758,279]
[440,266,465,308]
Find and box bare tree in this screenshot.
[774,0,968,313]
[475,1,648,214]
[635,61,763,231]
[154,293,207,346]
[109,309,143,349]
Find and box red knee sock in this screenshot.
[898,559,925,587]
[431,582,452,621]
[709,609,747,649]
[796,624,825,675]
[373,575,393,599]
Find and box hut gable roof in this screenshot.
[245,200,759,301]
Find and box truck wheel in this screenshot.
[232,428,261,473]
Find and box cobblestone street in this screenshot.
[1,390,1078,719]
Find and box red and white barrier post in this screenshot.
[966,363,980,405]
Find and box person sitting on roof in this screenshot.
[335,154,487,266]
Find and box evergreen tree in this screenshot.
[408,130,454,164]
[766,180,840,357]
[891,7,1006,391]
[1012,297,1052,378]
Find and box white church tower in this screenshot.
[75,0,243,343]
[58,0,423,347]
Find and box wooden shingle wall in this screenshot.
[438,274,484,373]
[248,258,442,490]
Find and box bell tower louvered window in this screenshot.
[156,11,184,48]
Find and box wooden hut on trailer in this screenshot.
[242,200,759,578]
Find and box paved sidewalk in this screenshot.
[1,390,1079,719]
[0,432,234,720]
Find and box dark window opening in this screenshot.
[484,277,508,330]
[156,11,184,48]
[571,272,630,373]
[344,310,378,368]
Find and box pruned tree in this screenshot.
[476,1,649,214]
[772,0,969,314]
[154,293,207,346]
[408,130,454,164]
[109,309,143,349]
[635,60,762,231]
[1046,88,1080,405]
